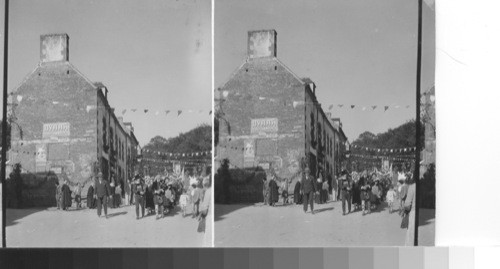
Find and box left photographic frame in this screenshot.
[1,0,213,247]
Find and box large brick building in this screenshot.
[216,30,348,201]
[8,34,139,207]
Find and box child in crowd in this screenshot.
[163,186,174,215]
[74,183,82,209]
[281,178,289,205]
[153,189,164,220]
[386,185,397,213]
[179,189,190,217]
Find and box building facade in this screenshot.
[217,30,348,199]
[8,34,139,207]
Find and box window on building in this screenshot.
[102,116,108,152]
[310,112,316,148]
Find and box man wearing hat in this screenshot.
[93,172,112,218]
[300,167,318,214]
[340,170,353,216]
[133,175,146,219]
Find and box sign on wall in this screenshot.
[251,118,278,134]
[43,122,70,140]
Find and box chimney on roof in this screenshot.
[248,30,277,59]
[40,34,69,63]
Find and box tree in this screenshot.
[142,124,212,175]
[353,120,424,149]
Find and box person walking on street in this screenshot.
[61,179,72,211]
[94,172,112,219]
[55,181,62,210]
[262,177,270,206]
[315,172,323,204]
[74,183,83,209]
[268,174,279,207]
[360,177,372,215]
[86,182,96,209]
[293,178,302,204]
[404,175,416,246]
[322,177,329,204]
[192,183,202,218]
[301,167,318,214]
[134,175,146,219]
[340,171,352,215]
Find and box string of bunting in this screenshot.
[7,148,211,158]
[351,144,417,153]
[221,96,412,112]
[351,153,416,161]
[9,94,212,116]
[142,149,211,157]
[142,158,210,166]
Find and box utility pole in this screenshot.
[414,0,423,246]
[1,0,10,248]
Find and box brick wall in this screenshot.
[9,62,98,206]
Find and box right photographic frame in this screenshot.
[213,0,435,247]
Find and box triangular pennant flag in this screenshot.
[177,110,182,116]
[384,106,389,112]
[144,109,149,113]
[328,105,333,110]
[351,105,355,109]
[165,110,170,115]
[209,110,212,115]
[372,105,377,110]
[122,109,127,115]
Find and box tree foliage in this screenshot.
[143,124,212,153]
[352,120,424,149]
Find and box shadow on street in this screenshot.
[6,208,50,227]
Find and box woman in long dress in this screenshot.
[61,180,72,210]
[293,179,302,204]
[351,179,361,211]
[86,182,95,209]
[268,176,279,206]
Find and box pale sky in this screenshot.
[0,0,212,146]
[215,0,435,142]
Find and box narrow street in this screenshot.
[6,204,210,247]
[215,200,434,247]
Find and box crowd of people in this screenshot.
[261,167,413,214]
[53,170,212,230]
[260,166,417,244]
